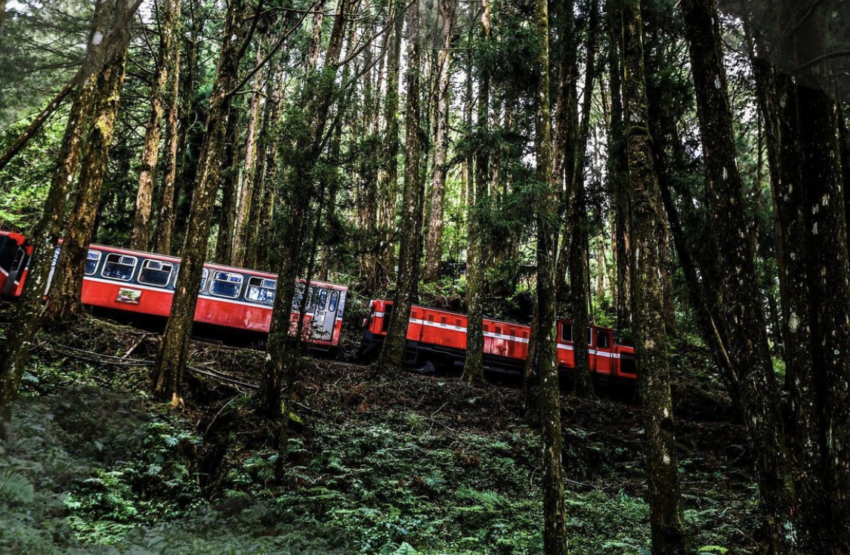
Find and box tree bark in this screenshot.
[232,43,266,267]
[378,0,421,374]
[606,0,631,332]
[0,0,117,416]
[422,0,457,283]
[462,0,489,386]
[42,27,132,326]
[377,0,405,287]
[256,0,351,415]
[152,0,248,404]
[130,0,180,251]
[621,1,688,552]
[680,0,797,550]
[570,0,599,399]
[531,0,568,551]
[154,7,182,256]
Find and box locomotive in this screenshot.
[1,230,637,382]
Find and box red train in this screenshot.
[0,230,347,349]
[361,300,637,382]
[3,230,636,383]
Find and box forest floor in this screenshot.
[0,303,759,554]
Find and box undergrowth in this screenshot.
[0,313,755,554]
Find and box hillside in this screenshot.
[1,309,756,554]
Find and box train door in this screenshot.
[2,244,27,296]
[310,287,343,342]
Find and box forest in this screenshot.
[0,0,849,553]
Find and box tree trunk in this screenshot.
[256,0,351,416]
[0,0,116,415]
[531,0,568,552]
[462,0,489,385]
[378,1,421,374]
[232,43,265,267]
[680,0,797,550]
[244,68,282,269]
[422,0,457,283]
[793,11,850,545]
[621,1,688,552]
[215,102,243,264]
[606,0,631,332]
[130,0,180,251]
[377,0,405,287]
[42,29,131,326]
[152,0,248,404]
[154,8,182,256]
[569,0,599,399]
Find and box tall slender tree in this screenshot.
[680,0,797,550]
[422,0,458,283]
[378,0,422,374]
[531,0,568,551]
[130,0,181,251]
[42,15,133,325]
[152,0,250,404]
[0,0,123,416]
[569,0,599,399]
[462,0,490,385]
[256,0,351,416]
[622,0,687,552]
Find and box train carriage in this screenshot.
[362,299,637,383]
[1,231,347,349]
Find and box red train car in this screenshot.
[362,299,637,383]
[0,231,32,298]
[2,231,347,349]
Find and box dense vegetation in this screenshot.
[1,0,849,553]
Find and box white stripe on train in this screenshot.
[394,314,619,357]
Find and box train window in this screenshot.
[210,271,243,298]
[139,259,174,287]
[307,287,320,313]
[246,276,277,306]
[199,268,209,292]
[597,330,611,349]
[85,251,101,276]
[561,324,572,342]
[291,283,306,311]
[101,253,137,282]
[328,290,339,312]
[318,289,328,310]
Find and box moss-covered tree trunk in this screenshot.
[530,0,568,551]
[42,29,132,326]
[256,0,350,416]
[680,0,797,550]
[0,0,117,417]
[606,0,631,333]
[569,0,599,399]
[154,6,182,256]
[215,102,243,264]
[422,0,458,284]
[793,13,850,548]
[378,0,422,374]
[130,0,180,252]
[152,0,248,404]
[232,44,266,268]
[376,0,405,288]
[622,0,687,552]
[462,0,489,386]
